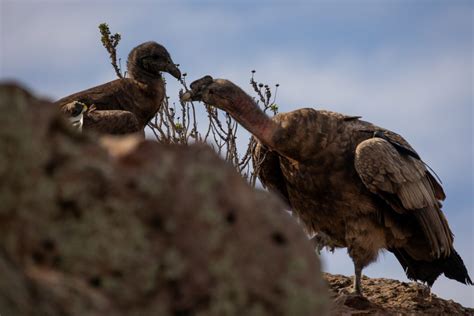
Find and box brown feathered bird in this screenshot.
[56,41,181,134]
[181,75,472,295]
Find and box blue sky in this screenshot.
[1,0,473,307]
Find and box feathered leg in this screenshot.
[345,217,386,296]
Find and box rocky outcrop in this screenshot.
[1,83,472,316]
[0,83,328,315]
[326,273,474,315]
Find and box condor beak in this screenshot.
[180,75,215,103]
[180,91,193,102]
[166,63,181,79]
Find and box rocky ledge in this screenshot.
[326,273,473,315]
[0,83,471,315]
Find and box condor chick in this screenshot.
[56,41,181,135]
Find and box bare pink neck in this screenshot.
[226,94,276,148]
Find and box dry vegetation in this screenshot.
[98,23,279,186]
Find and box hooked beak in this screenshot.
[166,63,181,79]
[180,91,193,102]
[180,75,214,103]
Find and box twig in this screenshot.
[98,23,123,79]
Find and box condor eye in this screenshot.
[140,55,156,64]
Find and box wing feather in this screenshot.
[253,140,290,206]
[354,137,453,258]
[55,79,127,111]
[84,110,140,135]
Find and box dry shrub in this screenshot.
[99,23,280,187]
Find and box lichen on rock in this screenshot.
[0,83,329,316]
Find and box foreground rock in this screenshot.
[326,273,473,315]
[0,83,328,315]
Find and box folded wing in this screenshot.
[354,137,453,259]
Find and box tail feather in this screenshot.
[443,250,473,285]
[390,248,472,287]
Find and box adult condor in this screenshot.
[181,75,472,295]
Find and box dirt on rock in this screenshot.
[326,273,473,315]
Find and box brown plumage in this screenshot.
[181,75,472,295]
[56,41,181,135]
